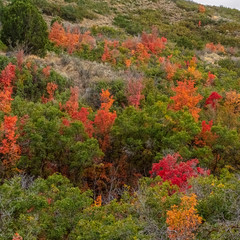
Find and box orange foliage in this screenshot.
[94,195,102,207]
[12,233,23,240]
[0,116,21,172]
[141,27,167,54]
[171,80,203,121]
[205,42,225,53]
[125,59,132,68]
[198,5,206,13]
[61,86,80,117]
[187,66,202,81]
[166,194,202,240]
[102,40,120,65]
[60,87,93,137]
[206,72,216,86]
[100,89,115,111]
[49,22,95,54]
[94,89,117,152]
[42,66,51,78]
[49,22,80,54]
[42,82,58,103]
[165,60,179,81]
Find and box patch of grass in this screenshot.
[91,26,126,39]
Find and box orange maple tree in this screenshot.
[93,89,117,152]
[171,80,203,121]
[198,4,206,13]
[166,194,202,240]
[49,22,96,54]
[42,82,58,103]
[0,116,21,173]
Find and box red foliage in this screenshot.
[0,116,21,172]
[126,77,145,108]
[170,80,203,121]
[101,40,120,65]
[206,72,216,86]
[0,63,16,88]
[0,63,16,113]
[150,154,210,191]
[205,92,222,109]
[195,120,218,146]
[61,86,80,117]
[16,50,24,72]
[60,87,93,137]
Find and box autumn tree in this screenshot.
[49,22,80,54]
[41,82,58,103]
[60,86,93,137]
[93,89,117,152]
[170,80,203,121]
[195,120,218,147]
[126,77,145,108]
[0,116,21,175]
[0,63,16,113]
[49,22,95,54]
[198,5,206,13]
[205,92,222,109]
[166,194,202,240]
[150,154,209,191]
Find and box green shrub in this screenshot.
[1,0,48,56]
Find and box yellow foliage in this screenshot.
[166,194,202,240]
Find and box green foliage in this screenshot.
[1,0,48,56]
[111,100,201,174]
[0,174,93,239]
[0,173,181,240]
[91,26,125,39]
[190,170,240,239]
[12,98,103,181]
[14,67,71,102]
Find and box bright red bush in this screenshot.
[205,92,222,109]
[150,154,210,191]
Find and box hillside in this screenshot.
[0,0,240,239]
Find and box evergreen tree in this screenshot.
[1,0,48,56]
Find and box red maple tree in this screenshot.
[150,154,210,191]
[205,92,222,109]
